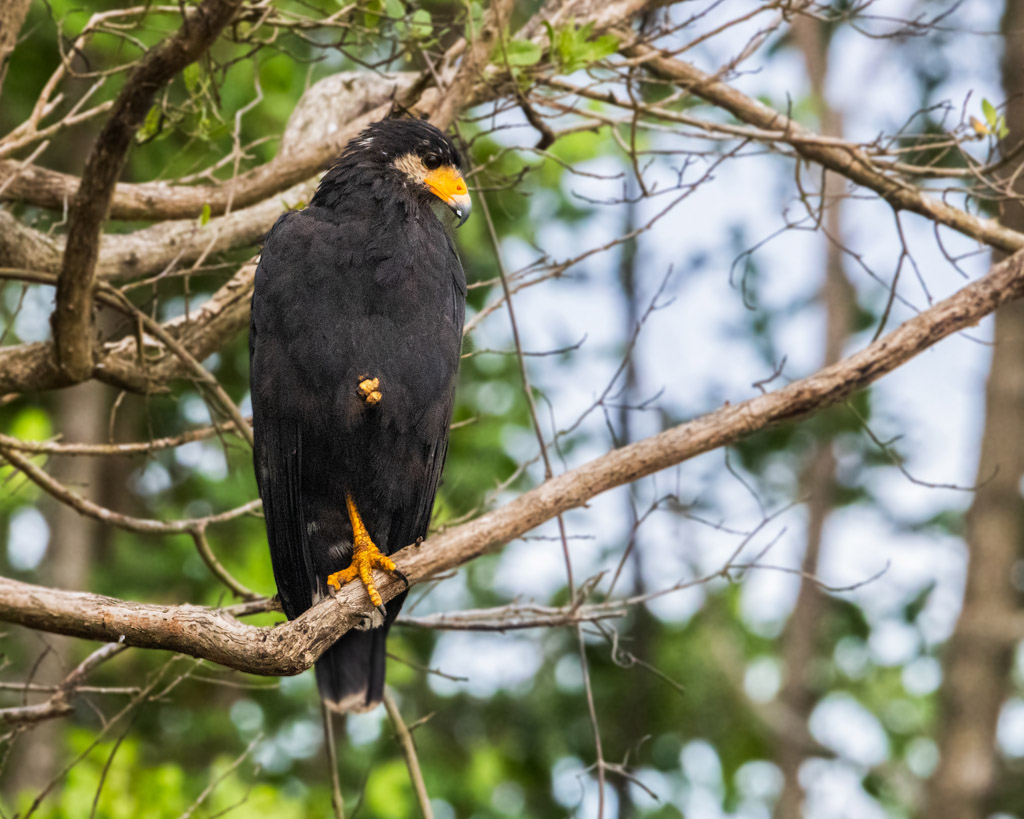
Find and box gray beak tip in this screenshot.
[451,194,472,228]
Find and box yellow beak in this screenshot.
[424,166,472,227]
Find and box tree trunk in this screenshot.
[3,381,105,799]
[774,15,853,818]
[921,5,1024,815]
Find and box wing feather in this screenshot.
[250,212,320,619]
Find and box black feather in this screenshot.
[250,118,466,711]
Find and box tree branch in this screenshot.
[0,644,127,727]
[618,32,1024,254]
[0,261,255,395]
[382,690,434,819]
[0,0,32,97]
[429,0,514,130]
[923,7,1024,815]
[51,0,243,381]
[0,191,289,282]
[0,114,377,223]
[397,601,627,630]
[2,246,1023,674]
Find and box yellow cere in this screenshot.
[424,165,468,203]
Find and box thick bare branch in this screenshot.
[0,262,254,394]
[2,247,1023,674]
[52,0,243,381]
[518,0,670,41]
[0,209,62,273]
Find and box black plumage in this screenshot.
[249,117,468,711]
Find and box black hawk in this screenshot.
[249,117,470,712]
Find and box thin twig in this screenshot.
[191,525,261,600]
[321,700,346,819]
[474,166,606,817]
[382,689,433,819]
[178,734,263,819]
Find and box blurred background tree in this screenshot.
[1,1,1023,817]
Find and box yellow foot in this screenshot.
[326,493,407,612]
[357,376,382,405]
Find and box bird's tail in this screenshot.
[316,627,388,713]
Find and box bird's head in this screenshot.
[316,117,472,227]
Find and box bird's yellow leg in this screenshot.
[326,493,405,610]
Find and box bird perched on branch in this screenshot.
[249,115,470,712]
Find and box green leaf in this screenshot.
[464,0,484,41]
[9,407,52,442]
[548,20,618,73]
[902,580,936,623]
[183,62,200,94]
[542,20,555,46]
[410,8,432,39]
[199,202,211,226]
[503,39,542,67]
[391,1,431,43]
[554,24,575,67]
[136,105,161,143]
[982,97,998,129]
[581,32,618,63]
[362,0,385,29]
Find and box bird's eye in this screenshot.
[423,154,442,170]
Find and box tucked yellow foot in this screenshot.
[327,492,407,613]
[357,376,382,405]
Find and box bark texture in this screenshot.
[0,0,32,96]
[921,5,1024,814]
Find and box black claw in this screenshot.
[376,603,388,618]
[393,567,410,590]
